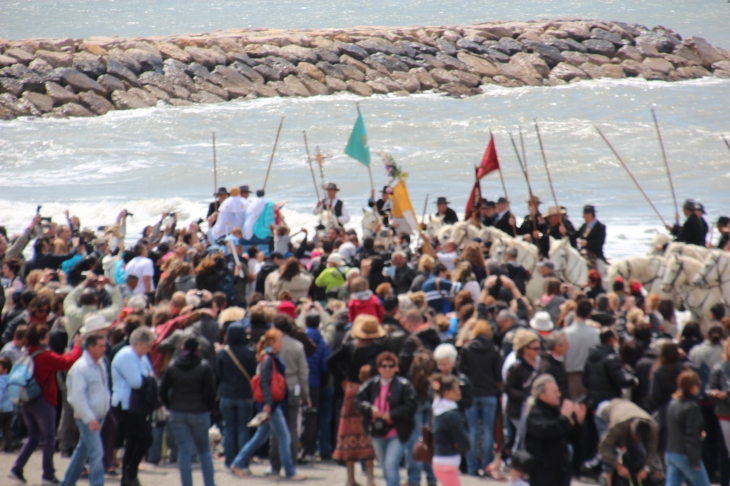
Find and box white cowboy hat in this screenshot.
[80,314,110,335]
[529,311,554,332]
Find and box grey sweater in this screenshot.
[709,362,730,418]
[278,334,310,402]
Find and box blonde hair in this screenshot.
[471,319,493,339]
[626,308,645,336]
[434,314,451,332]
[408,291,427,309]
[452,262,473,284]
[607,292,619,311]
[417,254,435,273]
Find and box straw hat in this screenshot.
[80,314,110,336]
[545,206,566,217]
[352,315,386,340]
[512,328,539,352]
[529,311,554,332]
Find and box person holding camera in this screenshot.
[355,351,417,486]
[524,374,586,486]
[63,271,122,347]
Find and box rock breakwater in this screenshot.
[1,20,729,120]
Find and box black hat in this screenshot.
[239,185,250,193]
[325,182,340,191]
[485,200,496,208]
[256,189,265,197]
[696,202,706,214]
[717,216,730,226]
[497,197,509,204]
[215,187,228,196]
[682,199,696,211]
[435,197,450,205]
[183,337,199,353]
[583,205,596,215]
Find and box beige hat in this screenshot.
[545,206,567,217]
[352,315,386,340]
[327,253,346,266]
[80,314,110,336]
[512,328,539,352]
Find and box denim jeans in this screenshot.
[372,436,404,486]
[665,452,711,486]
[318,386,334,457]
[232,406,297,478]
[270,394,300,474]
[13,395,57,480]
[220,398,253,467]
[404,399,437,485]
[61,419,105,486]
[465,395,498,474]
[168,412,215,486]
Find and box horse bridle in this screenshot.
[696,252,730,288]
[616,258,662,289]
[555,247,582,282]
[663,254,685,292]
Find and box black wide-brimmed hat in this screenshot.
[435,197,450,205]
[215,187,228,196]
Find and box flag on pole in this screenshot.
[464,179,482,221]
[390,179,419,234]
[345,111,370,167]
[465,135,501,219]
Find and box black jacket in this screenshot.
[538,352,569,401]
[409,272,429,292]
[582,344,636,407]
[436,207,459,225]
[518,213,547,237]
[452,370,474,412]
[648,364,686,414]
[195,314,221,366]
[666,395,704,468]
[505,358,538,419]
[433,406,471,457]
[457,335,502,397]
[398,327,441,377]
[671,213,706,246]
[356,375,417,443]
[633,349,657,411]
[576,220,606,261]
[216,325,257,400]
[494,211,514,236]
[539,219,578,258]
[255,261,279,294]
[393,264,417,296]
[327,341,383,384]
[525,399,582,486]
[159,353,216,413]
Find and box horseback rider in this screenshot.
[367,185,393,227]
[435,196,459,225]
[494,197,514,235]
[538,206,578,258]
[714,216,730,250]
[313,182,350,226]
[480,199,497,227]
[519,195,548,243]
[207,186,228,218]
[577,205,607,263]
[665,199,705,247]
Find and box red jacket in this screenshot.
[348,292,385,323]
[27,345,82,406]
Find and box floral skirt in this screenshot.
[333,380,374,462]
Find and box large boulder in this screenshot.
[456,38,489,55]
[436,39,457,56]
[231,61,265,84]
[157,42,192,63]
[340,64,365,82]
[498,37,523,55]
[346,80,373,96]
[452,70,481,87]
[590,28,624,46]
[4,48,34,65]
[456,52,497,76]
[283,74,311,97]
[0,78,23,96]
[510,52,550,77]
[317,62,345,80]
[298,75,330,95]
[35,49,73,68]
[672,45,703,65]
[616,45,643,62]
[253,64,283,82]
[24,91,54,113]
[313,47,340,64]
[435,53,468,71]
[0,55,16,68]
[560,51,590,67]
[45,81,79,105]
[429,68,459,85]
[635,31,680,54]
[333,41,369,60]
[189,91,226,103]
[357,38,406,57]
[128,87,158,106]
[57,68,107,95]
[192,78,229,99]
[111,89,149,109]
[52,102,94,117]
[73,52,106,78]
[364,53,409,73]
[549,62,588,82]
[684,37,724,68]
[138,71,177,96]
[184,47,226,69]
[582,39,616,57]
[325,75,348,92]
[104,58,139,86]
[602,63,625,78]
[78,91,114,115]
[642,57,673,75]
[108,49,142,75]
[296,62,325,82]
[523,42,564,67]
[279,45,318,64]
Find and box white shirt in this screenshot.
[338,241,357,264]
[437,251,458,271]
[125,256,155,293]
[312,198,350,224]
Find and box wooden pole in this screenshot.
[519,126,528,178]
[534,118,562,223]
[723,135,730,154]
[595,125,668,227]
[212,132,219,212]
[367,164,375,194]
[489,136,516,237]
[262,116,284,192]
[415,194,429,250]
[510,133,537,233]
[652,109,679,224]
[302,130,321,202]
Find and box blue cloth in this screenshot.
[253,200,276,240]
[169,411,215,486]
[422,275,461,314]
[110,346,154,410]
[465,395,498,474]
[304,328,330,388]
[232,406,296,477]
[665,452,711,486]
[373,436,405,486]
[0,375,13,413]
[220,398,253,468]
[60,418,105,486]
[114,259,125,285]
[61,254,83,275]
[404,399,437,485]
[318,385,335,457]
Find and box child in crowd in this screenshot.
[431,374,470,486]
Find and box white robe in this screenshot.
[211,196,248,240]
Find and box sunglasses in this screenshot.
[378,363,396,369]
[526,346,540,351]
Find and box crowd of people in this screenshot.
[0,184,729,486]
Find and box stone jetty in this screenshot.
[1,19,729,119]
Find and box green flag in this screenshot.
[345,111,370,167]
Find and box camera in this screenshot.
[196,218,204,225]
[370,418,391,438]
[168,212,176,217]
[124,210,134,217]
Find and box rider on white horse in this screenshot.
[313,182,350,229]
[367,185,393,228]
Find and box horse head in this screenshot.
[649,233,672,256]
[693,251,721,289]
[361,207,379,237]
[662,253,683,294]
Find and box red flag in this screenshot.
[477,135,500,179]
[464,180,482,221]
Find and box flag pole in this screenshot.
[212,132,219,212]
[262,116,284,192]
[534,118,562,224]
[367,164,375,194]
[595,125,668,227]
[651,109,679,225]
[510,132,537,233]
[491,137,516,236]
[519,126,528,177]
[723,135,730,155]
[415,193,429,251]
[303,130,321,203]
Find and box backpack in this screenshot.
[8,348,45,405]
[409,336,437,400]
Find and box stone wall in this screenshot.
[1,20,729,119]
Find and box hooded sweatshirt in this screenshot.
[216,324,257,399]
[457,335,502,397]
[305,327,330,388]
[347,289,384,323]
[159,350,216,413]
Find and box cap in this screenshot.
[497,197,509,204]
[485,200,496,209]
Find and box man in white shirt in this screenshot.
[313,183,350,225]
[338,232,358,264]
[125,244,155,294]
[436,240,458,271]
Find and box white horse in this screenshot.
[692,250,730,306]
[549,237,589,286]
[361,207,391,247]
[649,233,673,255]
[490,237,540,274]
[663,253,725,323]
[607,256,669,298]
[424,215,448,241]
[665,242,713,262]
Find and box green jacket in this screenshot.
[314,266,348,293]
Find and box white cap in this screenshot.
[529,311,554,332]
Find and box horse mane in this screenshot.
[548,236,571,257]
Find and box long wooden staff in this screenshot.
[212,132,219,212]
[510,133,537,233]
[595,125,668,227]
[415,194,430,251]
[519,126,528,177]
[723,135,730,154]
[262,116,284,192]
[651,109,679,224]
[488,132,516,237]
[302,131,321,202]
[534,119,562,224]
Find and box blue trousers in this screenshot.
[372,436,404,486]
[60,419,105,486]
[665,452,711,486]
[168,412,215,486]
[404,400,436,485]
[318,386,334,457]
[232,406,296,478]
[465,395,498,474]
[220,398,253,467]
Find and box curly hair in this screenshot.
[279,257,301,281]
[463,242,485,269]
